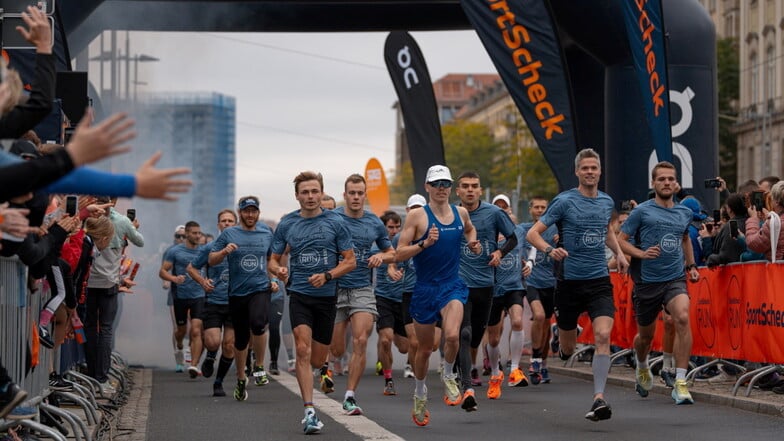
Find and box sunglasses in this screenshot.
[175,234,186,239]
[428,180,452,189]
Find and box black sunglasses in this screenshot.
[175,234,186,239]
[428,180,452,189]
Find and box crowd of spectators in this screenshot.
[0,6,192,420]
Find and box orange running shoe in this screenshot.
[487,372,504,399]
[508,367,529,387]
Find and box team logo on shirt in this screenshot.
[220,269,230,283]
[499,254,517,271]
[581,229,604,248]
[240,254,259,272]
[660,233,680,253]
[299,249,322,268]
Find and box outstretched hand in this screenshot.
[134,151,192,200]
[66,110,136,166]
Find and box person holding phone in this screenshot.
[705,193,749,267]
[618,161,700,405]
[745,181,784,261]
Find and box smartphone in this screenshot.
[704,222,713,233]
[713,210,721,223]
[729,219,739,238]
[127,208,136,222]
[704,178,722,189]
[65,195,78,216]
[620,200,632,212]
[751,191,765,211]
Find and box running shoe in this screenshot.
[549,324,559,354]
[384,379,397,396]
[287,359,296,372]
[38,325,54,349]
[403,364,415,379]
[635,366,653,397]
[585,398,612,421]
[175,349,185,372]
[0,382,27,420]
[529,359,543,385]
[253,365,270,386]
[412,395,430,426]
[188,365,201,379]
[540,367,551,384]
[342,396,363,415]
[234,379,248,401]
[269,361,280,376]
[320,371,335,394]
[375,360,383,376]
[487,372,504,399]
[48,373,72,392]
[470,367,482,386]
[461,389,478,412]
[441,373,462,405]
[175,364,184,373]
[482,357,491,376]
[508,367,529,387]
[671,379,694,405]
[213,382,226,397]
[201,356,215,378]
[660,368,676,388]
[302,411,324,434]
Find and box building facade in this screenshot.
[724,0,784,183]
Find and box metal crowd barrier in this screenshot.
[0,255,120,440]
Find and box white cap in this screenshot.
[492,194,511,208]
[406,194,427,208]
[174,225,186,233]
[425,165,453,183]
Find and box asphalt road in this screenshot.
[147,366,783,440]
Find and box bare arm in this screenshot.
[682,232,700,282]
[186,263,213,292]
[605,224,628,274]
[158,260,184,284]
[459,207,481,255]
[395,208,427,262]
[208,243,237,266]
[368,246,396,268]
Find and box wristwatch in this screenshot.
[324,271,333,282]
[417,240,426,249]
[544,246,554,256]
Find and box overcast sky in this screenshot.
[117,31,496,220]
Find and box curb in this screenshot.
[546,365,784,418]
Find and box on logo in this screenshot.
[397,46,419,89]
[648,86,695,188]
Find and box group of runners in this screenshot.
[158,148,699,434]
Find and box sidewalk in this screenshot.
[547,361,784,418]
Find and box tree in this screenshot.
[442,120,502,188]
[717,37,739,188]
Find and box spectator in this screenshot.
[706,193,749,267]
[681,197,709,266]
[759,176,780,193]
[745,181,784,261]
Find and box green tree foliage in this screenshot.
[717,37,739,188]
[442,121,501,188]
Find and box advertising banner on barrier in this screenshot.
[384,32,445,197]
[620,0,673,163]
[460,0,578,191]
[577,264,784,365]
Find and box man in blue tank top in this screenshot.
[186,209,238,397]
[454,172,517,411]
[395,165,481,427]
[208,196,277,401]
[268,171,356,435]
[618,161,699,405]
[158,220,206,379]
[331,174,395,416]
[526,148,628,422]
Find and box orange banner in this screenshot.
[364,158,390,217]
[575,263,784,364]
